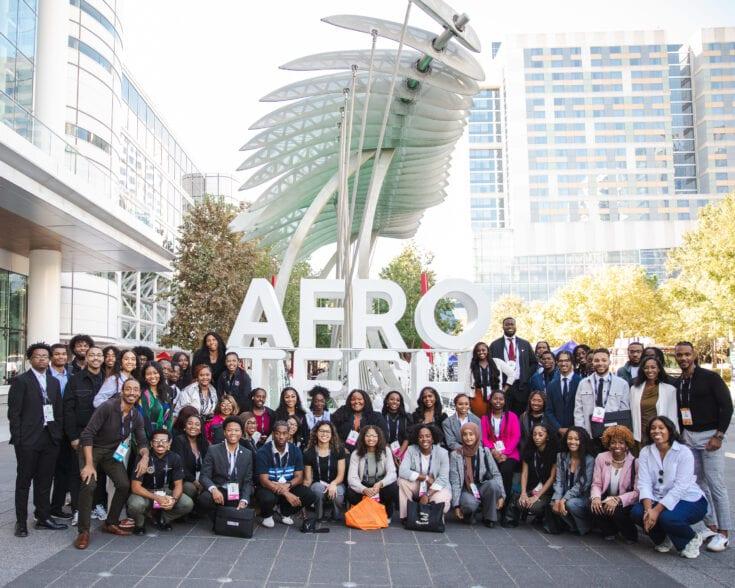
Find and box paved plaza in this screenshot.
[1,436,734,588]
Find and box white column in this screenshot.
[34,0,68,135]
[27,249,62,345]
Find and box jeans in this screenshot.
[631,497,708,551]
[310,481,345,520]
[127,491,194,526]
[77,447,130,533]
[683,429,732,531]
[546,496,593,535]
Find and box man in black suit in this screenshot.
[489,317,536,415]
[8,343,69,537]
[198,416,254,520]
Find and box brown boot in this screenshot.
[102,523,131,536]
[74,531,90,550]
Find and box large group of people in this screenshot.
[7,320,733,562]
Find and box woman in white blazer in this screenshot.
[630,357,678,444]
[173,364,218,421]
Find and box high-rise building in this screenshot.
[470,27,735,304]
[0,0,229,382]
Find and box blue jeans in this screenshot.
[631,497,708,551]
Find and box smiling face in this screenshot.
[121,379,141,405]
[286,417,299,437]
[454,395,470,417]
[490,392,505,413]
[540,352,555,371]
[311,392,326,413]
[197,366,212,387]
[642,358,660,382]
[283,389,298,409]
[144,366,160,388]
[150,433,170,457]
[74,340,90,360]
[316,424,332,444]
[225,354,238,373]
[177,354,189,370]
[529,392,544,414]
[417,427,434,452]
[350,393,365,413]
[502,318,516,337]
[609,437,627,457]
[475,343,488,360]
[244,417,257,435]
[461,427,477,446]
[675,344,695,372]
[252,389,266,409]
[219,399,234,416]
[421,389,435,409]
[592,351,610,375]
[121,351,137,374]
[386,392,401,413]
[184,415,201,438]
[205,334,218,351]
[566,430,580,453]
[557,353,573,376]
[224,421,242,445]
[574,347,588,365]
[86,347,103,371]
[363,428,378,448]
[104,348,117,369]
[649,419,670,447]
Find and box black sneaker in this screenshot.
[133,526,146,536]
[50,510,73,520]
[154,520,173,532]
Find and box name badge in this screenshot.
[195,470,200,481]
[227,482,239,501]
[152,490,166,509]
[371,494,381,502]
[251,431,261,444]
[390,440,401,456]
[507,360,516,371]
[592,406,605,423]
[277,475,287,484]
[470,483,481,499]
[43,404,54,424]
[680,408,693,426]
[419,480,428,497]
[494,440,505,453]
[532,483,543,496]
[113,440,130,462]
[346,430,359,446]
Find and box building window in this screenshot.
[0,269,27,385]
[65,122,111,154]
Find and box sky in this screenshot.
[122,0,735,280]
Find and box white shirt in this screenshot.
[458,415,468,427]
[491,416,502,437]
[637,441,704,511]
[420,453,431,474]
[592,373,612,405]
[503,337,521,378]
[630,366,639,380]
[609,467,621,496]
[31,368,47,395]
[94,374,127,408]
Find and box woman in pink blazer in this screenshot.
[481,390,521,508]
[590,425,639,542]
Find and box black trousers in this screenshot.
[496,458,519,503]
[197,487,242,520]
[51,437,75,512]
[508,383,529,416]
[14,431,59,523]
[346,483,399,518]
[255,484,316,517]
[592,503,637,541]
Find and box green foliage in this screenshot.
[160,197,272,350]
[377,244,460,348]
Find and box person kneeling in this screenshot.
[127,430,193,534]
[255,420,316,528]
[398,424,451,524]
[449,422,505,527]
[197,416,254,521]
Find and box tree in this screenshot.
[665,193,735,349]
[377,244,460,348]
[160,197,271,350]
[486,295,548,345]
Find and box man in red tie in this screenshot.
[489,317,536,415]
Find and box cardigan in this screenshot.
[480,411,521,461]
[590,451,639,507]
[630,382,679,442]
[442,412,481,451]
[347,448,397,493]
[448,446,504,507]
[398,444,450,490]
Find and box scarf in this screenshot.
[456,422,481,490]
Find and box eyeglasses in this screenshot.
[151,439,169,446]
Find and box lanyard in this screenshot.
[492,415,503,438]
[419,451,433,475]
[387,415,400,441]
[478,364,490,389]
[199,388,213,414]
[120,410,133,440]
[152,455,170,490]
[317,451,332,483]
[472,453,480,481]
[533,451,544,483]
[678,377,692,408]
[352,414,362,431]
[227,448,238,479]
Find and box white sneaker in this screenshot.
[92,504,107,520]
[654,537,674,553]
[706,533,729,552]
[681,533,703,558]
[700,527,717,542]
[261,516,275,528]
[71,510,79,527]
[281,516,294,526]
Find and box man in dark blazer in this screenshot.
[490,317,536,415]
[8,343,68,537]
[545,350,581,437]
[216,352,252,412]
[198,416,254,519]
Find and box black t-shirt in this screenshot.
[523,448,556,492]
[134,451,184,491]
[302,447,345,483]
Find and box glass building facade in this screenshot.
[0,269,27,385]
[0,0,36,136]
[471,28,732,304]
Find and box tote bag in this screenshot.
[345,496,388,530]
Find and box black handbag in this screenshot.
[590,409,633,438]
[213,506,254,538]
[404,500,446,533]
